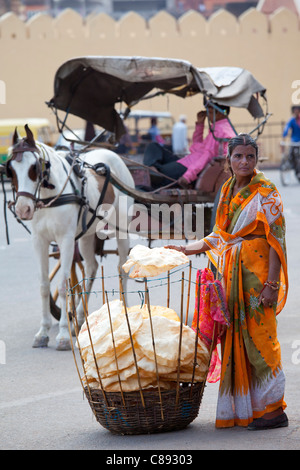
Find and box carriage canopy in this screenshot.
[49,56,267,139]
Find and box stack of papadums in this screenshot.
[77,300,210,392]
[76,245,209,392]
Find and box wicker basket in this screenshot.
[67,266,214,436]
[84,382,205,435]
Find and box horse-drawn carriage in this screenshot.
[48,56,269,197]
[1,56,269,350]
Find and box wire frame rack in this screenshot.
[66,262,215,435]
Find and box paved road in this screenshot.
[0,170,300,450]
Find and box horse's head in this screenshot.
[7,124,42,220]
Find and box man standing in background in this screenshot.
[172,114,188,156]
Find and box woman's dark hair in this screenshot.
[226,133,259,177]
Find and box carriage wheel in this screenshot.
[49,249,85,321]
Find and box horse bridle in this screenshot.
[6,139,52,206]
[5,139,113,241]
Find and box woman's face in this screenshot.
[229,144,257,179]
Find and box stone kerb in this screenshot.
[177,10,207,38]
[0,12,26,40]
[118,11,148,39]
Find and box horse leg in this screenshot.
[114,194,133,296]
[55,236,75,350]
[76,235,99,327]
[32,238,52,348]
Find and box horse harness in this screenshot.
[5,140,112,241]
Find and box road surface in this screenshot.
[0,170,299,450]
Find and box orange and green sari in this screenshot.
[204,170,288,428]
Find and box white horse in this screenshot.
[7,125,134,350]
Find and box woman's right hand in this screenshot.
[164,245,185,253]
[165,239,210,256]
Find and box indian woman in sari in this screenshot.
[166,133,288,430]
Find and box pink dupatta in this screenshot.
[192,268,230,383]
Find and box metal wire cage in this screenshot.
[66,263,215,435]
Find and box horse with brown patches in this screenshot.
[6,125,134,350]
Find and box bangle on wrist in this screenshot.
[264,280,280,291]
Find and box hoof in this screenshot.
[32,336,49,348]
[56,339,71,351]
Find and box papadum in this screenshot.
[122,244,189,278]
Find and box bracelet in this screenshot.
[266,280,280,286]
[264,280,280,291]
[180,245,186,255]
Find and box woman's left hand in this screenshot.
[217,323,227,338]
[259,286,278,309]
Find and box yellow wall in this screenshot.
[0,7,299,161]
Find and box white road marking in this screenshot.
[0,387,83,410]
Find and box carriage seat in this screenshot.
[128,153,230,198]
[155,155,229,197]
[193,155,230,197]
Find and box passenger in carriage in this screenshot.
[143,103,235,187]
[148,117,166,145]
